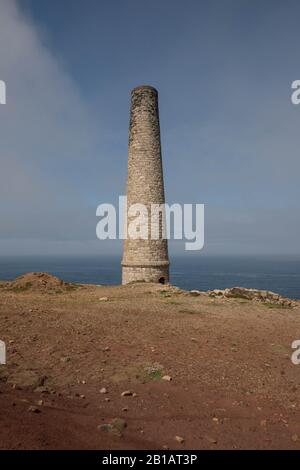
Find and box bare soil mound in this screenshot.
[4,272,77,293]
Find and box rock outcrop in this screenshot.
[207,287,295,306]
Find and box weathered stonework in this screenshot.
[122,86,169,284]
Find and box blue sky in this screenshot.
[0,0,300,256]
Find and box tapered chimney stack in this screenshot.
[122,86,169,284]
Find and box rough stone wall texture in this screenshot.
[122,86,169,284]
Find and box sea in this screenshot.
[0,255,300,300]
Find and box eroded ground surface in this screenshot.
[0,278,300,449]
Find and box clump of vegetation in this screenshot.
[264,303,292,310]
[225,292,248,300]
[142,363,164,382]
[11,281,32,292]
[64,284,81,291]
[159,290,172,297]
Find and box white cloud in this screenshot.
[0,0,102,252]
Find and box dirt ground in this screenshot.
[1,275,300,450]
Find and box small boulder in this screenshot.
[28,405,41,414]
[162,375,172,382]
[190,290,201,296]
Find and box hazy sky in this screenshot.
[0,0,300,256]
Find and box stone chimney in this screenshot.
[122,86,169,284]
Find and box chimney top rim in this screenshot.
[131,85,158,94]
